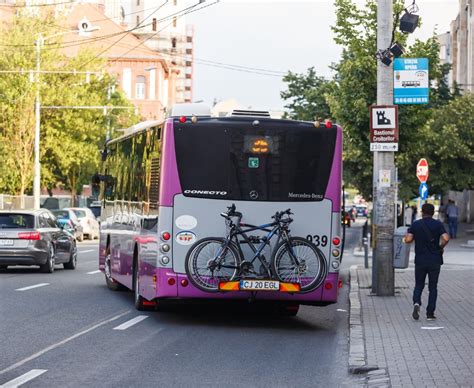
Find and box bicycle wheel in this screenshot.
[185,237,242,293]
[271,237,327,292]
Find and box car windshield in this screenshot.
[72,210,87,218]
[52,210,69,219]
[0,214,35,229]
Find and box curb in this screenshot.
[348,265,370,372]
[348,265,391,387]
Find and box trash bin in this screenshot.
[393,226,410,269]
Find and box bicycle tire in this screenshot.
[271,237,327,292]
[185,237,242,293]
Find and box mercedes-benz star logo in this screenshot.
[249,190,259,200]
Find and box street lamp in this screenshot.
[33,26,99,209]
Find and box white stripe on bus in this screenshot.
[1,369,47,387]
[15,283,49,292]
[113,315,149,331]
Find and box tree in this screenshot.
[280,67,334,121]
[280,0,459,200]
[0,14,137,200]
[427,93,474,193]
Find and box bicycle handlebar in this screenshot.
[272,208,293,220]
[221,203,242,219]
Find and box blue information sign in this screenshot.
[419,182,429,200]
[394,58,429,104]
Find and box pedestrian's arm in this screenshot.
[403,233,414,244]
[440,233,450,248]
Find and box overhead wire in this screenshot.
[108,0,218,65]
[0,0,76,7]
[77,0,170,69]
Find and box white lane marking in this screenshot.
[336,309,347,312]
[1,369,47,387]
[87,270,101,275]
[15,283,49,292]
[0,310,131,376]
[421,326,444,330]
[113,315,149,331]
[79,249,95,253]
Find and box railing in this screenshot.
[0,194,90,210]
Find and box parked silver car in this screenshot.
[51,209,84,241]
[0,210,77,272]
[65,207,99,240]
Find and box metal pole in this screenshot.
[33,35,42,210]
[373,0,395,296]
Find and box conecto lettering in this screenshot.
[184,190,227,196]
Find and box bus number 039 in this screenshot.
[306,234,328,247]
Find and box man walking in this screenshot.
[404,203,450,321]
[446,200,459,239]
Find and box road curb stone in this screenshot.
[348,265,391,387]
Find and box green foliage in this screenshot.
[280,0,469,200]
[280,67,334,121]
[0,14,137,197]
[427,93,474,193]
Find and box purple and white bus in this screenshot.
[99,105,343,315]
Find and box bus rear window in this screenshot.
[174,121,337,202]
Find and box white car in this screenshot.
[65,207,99,240]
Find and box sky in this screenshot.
[182,0,459,111]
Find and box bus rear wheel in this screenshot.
[133,258,155,311]
[275,303,300,317]
[104,252,123,291]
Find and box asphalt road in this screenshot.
[0,221,365,388]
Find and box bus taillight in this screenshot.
[179,116,187,123]
[332,237,341,246]
[161,231,171,241]
[181,279,189,287]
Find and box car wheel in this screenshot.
[40,246,55,273]
[64,244,77,270]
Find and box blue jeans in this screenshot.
[413,264,441,315]
[448,217,458,238]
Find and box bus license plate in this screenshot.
[240,280,279,291]
[0,239,14,246]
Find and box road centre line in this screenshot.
[15,283,49,292]
[113,315,149,330]
[79,249,95,253]
[1,369,47,388]
[0,310,131,376]
[87,270,101,275]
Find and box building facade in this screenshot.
[1,1,179,120]
[444,0,474,92]
[129,0,194,103]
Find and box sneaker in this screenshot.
[412,303,420,320]
[427,314,437,321]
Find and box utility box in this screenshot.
[394,226,410,269]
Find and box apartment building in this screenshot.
[129,0,194,103]
[440,0,474,92]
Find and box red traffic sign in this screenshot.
[416,158,429,183]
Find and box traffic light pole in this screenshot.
[372,0,395,296]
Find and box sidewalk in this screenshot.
[348,224,474,387]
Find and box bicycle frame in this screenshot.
[216,217,298,278]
